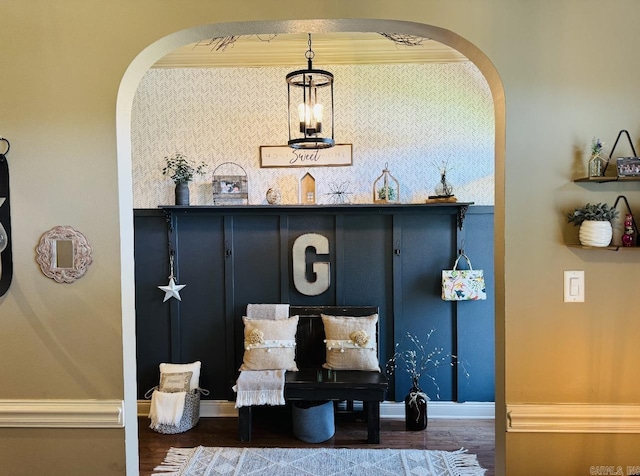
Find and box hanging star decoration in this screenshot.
[158,255,185,302]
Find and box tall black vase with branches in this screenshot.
[162,153,207,206]
[386,330,466,431]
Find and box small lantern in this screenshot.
[373,163,399,204]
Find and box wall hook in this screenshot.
[458,238,466,256]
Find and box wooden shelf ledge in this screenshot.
[567,244,640,251]
[574,176,640,183]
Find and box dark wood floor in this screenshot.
[138,409,494,475]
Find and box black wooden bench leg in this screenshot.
[238,406,252,441]
[365,401,380,444]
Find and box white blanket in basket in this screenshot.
[149,390,186,428]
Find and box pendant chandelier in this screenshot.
[286,34,335,149]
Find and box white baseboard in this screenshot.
[138,399,238,418]
[0,399,124,428]
[137,399,495,419]
[382,401,495,419]
[507,403,640,433]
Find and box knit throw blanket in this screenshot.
[149,390,186,429]
[232,369,285,407]
[152,446,486,476]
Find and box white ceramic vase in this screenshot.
[579,220,612,247]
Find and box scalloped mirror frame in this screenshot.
[36,225,93,283]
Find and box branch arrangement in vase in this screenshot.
[385,329,467,400]
[162,153,208,184]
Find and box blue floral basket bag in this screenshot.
[441,253,487,301]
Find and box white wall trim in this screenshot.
[137,400,494,420]
[382,401,495,419]
[0,399,125,428]
[507,403,640,433]
[138,400,238,418]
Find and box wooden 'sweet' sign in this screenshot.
[260,144,352,168]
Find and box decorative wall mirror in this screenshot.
[36,226,93,283]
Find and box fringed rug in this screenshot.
[153,446,486,476]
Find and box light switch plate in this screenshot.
[564,270,585,302]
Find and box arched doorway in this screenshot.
[116,19,505,474]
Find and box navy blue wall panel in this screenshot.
[134,211,172,396]
[456,208,495,402]
[339,213,394,394]
[173,214,226,398]
[394,213,457,402]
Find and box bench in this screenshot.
[237,305,388,443]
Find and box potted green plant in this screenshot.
[162,153,207,205]
[567,202,619,247]
[385,330,466,431]
[377,186,397,201]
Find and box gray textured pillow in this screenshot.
[240,315,299,371]
[321,314,380,371]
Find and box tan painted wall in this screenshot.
[1,1,639,474]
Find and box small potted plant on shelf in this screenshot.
[162,153,207,206]
[385,329,466,431]
[567,202,619,247]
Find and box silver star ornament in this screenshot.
[158,277,186,302]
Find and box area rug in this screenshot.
[152,446,486,475]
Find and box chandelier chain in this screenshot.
[305,33,315,61]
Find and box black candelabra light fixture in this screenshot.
[286,33,335,150]
[0,137,12,297]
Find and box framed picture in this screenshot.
[212,162,248,205]
[617,157,640,177]
[214,176,245,194]
[260,144,352,168]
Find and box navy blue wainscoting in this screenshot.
[133,204,494,403]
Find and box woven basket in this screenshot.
[147,388,203,434]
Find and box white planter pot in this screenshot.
[579,220,613,247]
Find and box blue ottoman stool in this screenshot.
[292,401,335,443]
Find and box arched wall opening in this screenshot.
[116,19,505,474]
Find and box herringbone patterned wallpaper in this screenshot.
[132,62,494,207]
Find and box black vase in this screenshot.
[404,379,428,431]
[175,182,190,206]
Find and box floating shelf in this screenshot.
[567,243,640,251]
[574,176,640,183]
[159,202,476,230]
